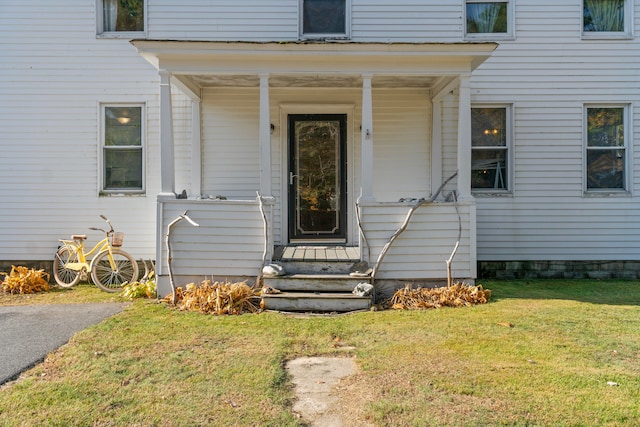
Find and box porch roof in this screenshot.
[132,40,497,93]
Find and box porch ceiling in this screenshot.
[132,40,497,92]
[185,73,440,89]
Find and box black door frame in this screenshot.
[287,113,348,242]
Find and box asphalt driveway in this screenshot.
[0,303,126,385]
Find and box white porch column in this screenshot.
[259,74,273,197]
[456,73,472,200]
[190,99,202,197]
[360,74,375,202]
[159,70,176,197]
[431,99,443,194]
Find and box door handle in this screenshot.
[289,172,298,185]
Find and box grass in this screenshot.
[0,279,639,426]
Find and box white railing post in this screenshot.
[259,74,273,198]
[159,70,176,197]
[456,73,472,200]
[360,74,375,202]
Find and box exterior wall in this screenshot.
[360,201,475,280]
[157,199,269,281]
[470,2,640,262]
[148,0,463,42]
[3,0,640,274]
[0,1,178,262]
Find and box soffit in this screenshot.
[132,40,496,90]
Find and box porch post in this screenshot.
[456,73,472,200]
[360,74,375,202]
[159,70,176,197]
[190,99,202,197]
[259,74,273,197]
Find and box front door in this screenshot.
[288,114,347,242]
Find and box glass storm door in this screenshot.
[288,114,347,241]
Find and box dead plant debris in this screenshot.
[1,265,50,294]
[387,283,491,310]
[163,280,262,315]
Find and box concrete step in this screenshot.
[263,274,368,292]
[276,260,357,275]
[261,292,372,312]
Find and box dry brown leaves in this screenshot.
[387,283,491,310]
[1,265,51,294]
[163,279,262,315]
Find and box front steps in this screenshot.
[261,255,373,313]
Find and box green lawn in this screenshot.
[0,280,639,426]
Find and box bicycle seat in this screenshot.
[72,235,87,241]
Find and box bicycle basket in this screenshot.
[111,232,124,247]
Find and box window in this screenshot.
[471,106,510,191]
[465,0,512,38]
[98,0,145,35]
[102,105,144,193]
[585,105,628,191]
[301,0,349,39]
[583,0,631,38]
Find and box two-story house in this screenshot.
[1,1,638,306]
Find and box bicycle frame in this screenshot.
[58,236,117,273]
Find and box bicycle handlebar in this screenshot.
[89,215,115,235]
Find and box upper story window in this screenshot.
[471,106,511,193]
[102,105,145,194]
[583,0,632,39]
[465,0,513,40]
[585,105,629,193]
[97,0,145,37]
[301,0,350,39]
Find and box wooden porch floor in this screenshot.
[273,246,360,262]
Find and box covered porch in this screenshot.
[132,41,496,298]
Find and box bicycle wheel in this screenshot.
[53,246,81,288]
[90,249,139,293]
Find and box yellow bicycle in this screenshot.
[53,215,139,292]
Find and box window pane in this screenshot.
[104,148,143,189]
[104,0,144,32]
[472,108,507,147]
[587,149,624,189]
[303,0,346,34]
[584,0,624,32]
[105,107,141,147]
[467,2,508,33]
[587,107,624,147]
[472,149,508,189]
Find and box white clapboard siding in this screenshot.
[467,0,640,262]
[0,1,167,261]
[360,202,473,279]
[372,89,431,201]
[158,200,268,277]
[201,88,261,199]
[148,0,464,42]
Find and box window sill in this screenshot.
[100,191,146,197]
[472,190,512,198]
[464,34,515,42]
[583,190,631,198]
[97,31,147,39]
[581,33,633,41]
[300,35,350,41]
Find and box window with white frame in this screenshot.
[471,106,510,191]
[585,105,628,191]
[583,0,630,37]
[102,105,144,193]
[301,0,349,39]
[465,0,512,38]
[97,0,145,36]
